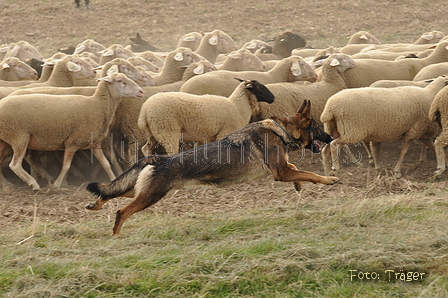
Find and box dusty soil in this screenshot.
[0,0,447,232]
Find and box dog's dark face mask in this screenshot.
[287,100,332,154]
[305,118,332,153]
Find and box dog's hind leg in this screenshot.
[112,176,171,235]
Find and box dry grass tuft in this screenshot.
[364,170,424,197]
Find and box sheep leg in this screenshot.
[0,142,14,191]
[433,134,448,179]
[53,149,77,188]
[9,137,40,190]
[329,140,342,175]
[370,142,382,171]
[24,151,54,182]
[321,144,333,176]
[92,147,116,181]
[393,139,412,178]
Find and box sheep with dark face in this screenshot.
[256,31,306,60]
[139,79,275,156]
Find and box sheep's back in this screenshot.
[180,70,275,97]
[322,87,433,142]
[139,92,246,139]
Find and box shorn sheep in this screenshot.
[0,57,38,81]
[428,85,448,178]
[194,29,238,64]
[255,53,355,121]
[0,55,97,99]
[320,76,448,178]
[152,47,203,85]
[138,79,275,156]
[0,72,144,190]
[176,32,203,51]
[256,31,306,61]
[342,41,448,87]
[180,56,317,97]
[217,49,266,71]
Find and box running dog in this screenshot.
[86,100,340,235]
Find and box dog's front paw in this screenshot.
[326,176,340,185]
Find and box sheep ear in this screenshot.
[227,51,242,60]
[102,49,115,57]
[290,62,302,76]
[193,63,205,74]
[183,35,195,42]
[208,34,219,46]
[2,63,10,70]
[329,58,340,66]
[66,61,82,72]
[7,45,20,57]
[174,52,183,61]
[98,76,114,83]
[74,44,86,55]
[107,64,119,75]
[191,53,204,62]
[420,34,434,41]
[234,77,245,83]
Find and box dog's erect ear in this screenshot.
[301,99,311,117]
[297,99,308,114]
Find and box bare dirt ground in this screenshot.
[0,0,447,232]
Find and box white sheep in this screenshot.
[138,79,275,156]
[136,51,165,68]
[0,55,97,99]
[0,72,144,190]
[370,79,432,88]
[8,58,154,97]
[241,39,271,54]
[127,56,160,73]
[194,29,238,64]
[320,76,448,177]
[255,53,355,121]
[180,55,317,97]
[414,31,445,44]
[73,39,106,57]
[413,62,448,81]
[217,49,266,71]
[98,44,135,65]
[342,41,448,87]
[428,85,448,178]
[0,40,43,62]
[346,31,381,45]
[106,60,218,167]
[176,32,203,51]
[151,47,203,85]
[0,57,38,81]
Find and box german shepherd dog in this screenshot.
[86,100,340,235]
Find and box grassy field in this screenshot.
[2,177,448,297]
[2,0,448,296]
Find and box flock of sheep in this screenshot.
[1,29,448,192]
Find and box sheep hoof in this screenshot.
[394,171,403,179]
[432,170,444,180]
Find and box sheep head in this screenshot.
[272,32,306,58]
[235,78,274,104]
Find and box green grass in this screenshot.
[2,188,448,297]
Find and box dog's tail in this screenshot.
[86,156,155,202]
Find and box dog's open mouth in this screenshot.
[306,140,322,153]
